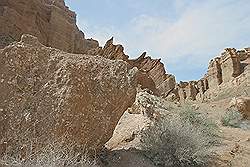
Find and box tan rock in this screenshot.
[229,97,250,118]
[128,53,176,96]
[0,35,137,156]
[221,48,242,83]
[0,0,99,53]
[106,90,169,150]
[185,81,198,101]
[206,57,222,89]
[95,37,129,61]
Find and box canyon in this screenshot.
[0,0,249,167]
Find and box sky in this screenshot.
[65,0,250,81]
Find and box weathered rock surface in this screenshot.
[88,38,176,96]
[106,90,169,151]
[0,34,137,156]
[169,47,250,103]
[0,0,99,53]
[207,57,223,89]
[88,37,129,61]
[221,48,242,83]
[128,52,176,96]
[229,97,250,118]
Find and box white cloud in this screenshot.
[76,0,250,80]
[77,17,122,46]
[128,0,250,66]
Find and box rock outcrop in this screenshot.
[0,34,137,156]
[229,97,250,118]
[88,38,176,96]
[206,57,223,89]
[88,37,129,61]
[0,0,99,53]
[106,89,169,150]
[128,52,176,96]
[170,47,250,102]
[0,0,177,98]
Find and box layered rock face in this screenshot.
[206,57,222,89]
[128,52,176,96]
[171,47,250,102]
[0,35,137,156]
[0,0,99,53]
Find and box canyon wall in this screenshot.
[172,47,250,102]
[0,0,99,53]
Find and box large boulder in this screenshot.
[106,90,168,150]
[0,34,137,156]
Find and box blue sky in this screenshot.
[65,0,250,81]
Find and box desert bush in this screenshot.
[0,142,99,167]
[140,115,215,167]
[179,106,219,141]
[221,109,243,128]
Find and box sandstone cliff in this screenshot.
[171,47,250,102]
[0,0,99,53]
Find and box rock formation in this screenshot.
[221,48,242,83]
[0,0,177,98]
[106,89,169,150]
[0,0,99,53]
[87,38,176,96]
[128,52,176,96]
[0,34,137,156]
[206,57,223,89]
[170,47,250,102]
[229,97,250,118]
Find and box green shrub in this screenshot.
[179,106,219,141]
[221,109,243,128]
[140,116,214,167]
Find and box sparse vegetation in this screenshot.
[0,142,99,167]
[221,109,243,128]
[179,106,219,141]
[140,106,218,167]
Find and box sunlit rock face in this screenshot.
[0,35,137,156]
[0,0,99,53]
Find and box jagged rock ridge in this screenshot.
[88,37,176,96]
